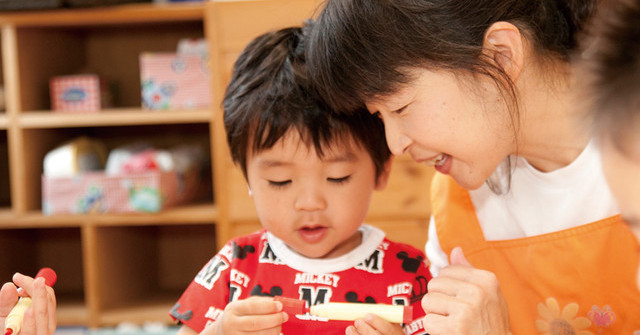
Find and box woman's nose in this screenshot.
[384,120,411,155]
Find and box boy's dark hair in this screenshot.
[223,25,391,179]
[583,0,640,154]
[306,0,598,114]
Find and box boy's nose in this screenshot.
[294,187,327,211]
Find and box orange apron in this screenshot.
[431,173,640,334]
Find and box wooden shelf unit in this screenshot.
[0,0,434,328]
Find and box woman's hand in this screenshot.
[202,296,288,335]
[345,314,405,335]
[421,247,511,335]
[0,273,57,335]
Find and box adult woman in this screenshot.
[307,0,640,333]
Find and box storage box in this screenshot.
[50,74,110,113]
[42,170,200,214]
[139,53,211,110]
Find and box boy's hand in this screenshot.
[345,314,405,335]
[203,296,288,335]
[0,273,57,335]
[421,247,510,335]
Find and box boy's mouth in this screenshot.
[298,226,328,243]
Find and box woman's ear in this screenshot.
[375,156,394,191]
[483,21,524,81]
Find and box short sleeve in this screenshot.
[169,241,235,333]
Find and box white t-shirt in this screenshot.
[426,140,620,276]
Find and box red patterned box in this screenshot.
[50,74,109,113]
[42,170,200,214]
[139,53,211,110]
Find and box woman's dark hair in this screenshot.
[223,24,391,179]
[583,0,640,155]
[307,0,598,114]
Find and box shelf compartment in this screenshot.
[88,223,216,326]
[0,227,86,325]
[17,123,212,213]
[12,20,204,112]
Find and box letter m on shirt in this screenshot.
[300,286,332,307]
[195,256,229,290]
[355,249,384,274]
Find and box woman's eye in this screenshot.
[328,176,351,184]
[392,105,408,115]
[268,180,291,188]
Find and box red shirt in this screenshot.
[170,226,430,334]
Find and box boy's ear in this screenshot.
[248,187,253,198]
[483,21,524,81]
[375,157,393,191]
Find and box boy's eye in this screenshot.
[268,180,291,188]
[328,176,351,184]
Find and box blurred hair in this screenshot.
[581,0,640,155]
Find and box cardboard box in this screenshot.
[139,53,211,110]
[50,74,110,113]
[42,170,200,215]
